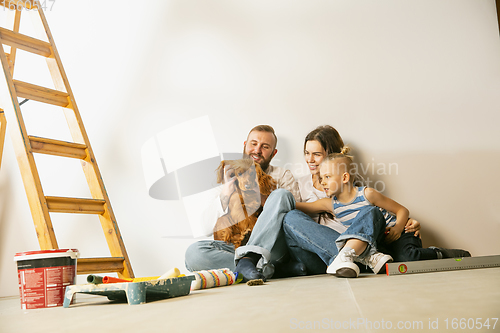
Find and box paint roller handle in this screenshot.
[103,276,133,283]
[87,275,104,284]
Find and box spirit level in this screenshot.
[385,255,500,276]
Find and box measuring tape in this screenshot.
[385,255,500,276]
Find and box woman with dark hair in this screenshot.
[297,125,347,235]
[286,125,421,275]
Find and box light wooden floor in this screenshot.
[1,268,499,333]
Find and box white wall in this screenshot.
[1,0,499,297]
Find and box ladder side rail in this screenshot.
[0,44,58,249]
[0,110,6,170]
[4,10,22,76]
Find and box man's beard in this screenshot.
[242,150,272,172]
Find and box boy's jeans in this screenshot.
[283,206,386,274]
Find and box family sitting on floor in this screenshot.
[184,125,470,281]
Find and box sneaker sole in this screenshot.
[335,267,359,278]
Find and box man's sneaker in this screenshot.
[430,247,471,259]
[327,247,360,278]
[261,262,275,280]
[357,251,393,274]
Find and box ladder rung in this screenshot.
[45,196,106,214]
[13,80,69,107]
[0,27,52,57]
[77,257,125,275]
[30,136,87,159]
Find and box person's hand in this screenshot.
[384,225,404,244]
[220,166,237,210]
[404,218,421,238]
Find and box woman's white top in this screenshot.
[297,174,348,234]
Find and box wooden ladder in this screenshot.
[0,2,134,278]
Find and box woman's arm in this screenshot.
[364,187,409,243]
[296,198,333,215]
[405,218,421,237]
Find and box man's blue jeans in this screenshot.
[283,206,387,274]
[185,189,295,274]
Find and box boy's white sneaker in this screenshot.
[357,251,393,274]
[327,247,360,278]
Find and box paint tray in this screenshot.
[63,275,195,307]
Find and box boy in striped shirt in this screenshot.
[296,152,470,278]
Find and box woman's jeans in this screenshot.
[283,206,387,274]
[379,231,437,262]
[184,189,295,273]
